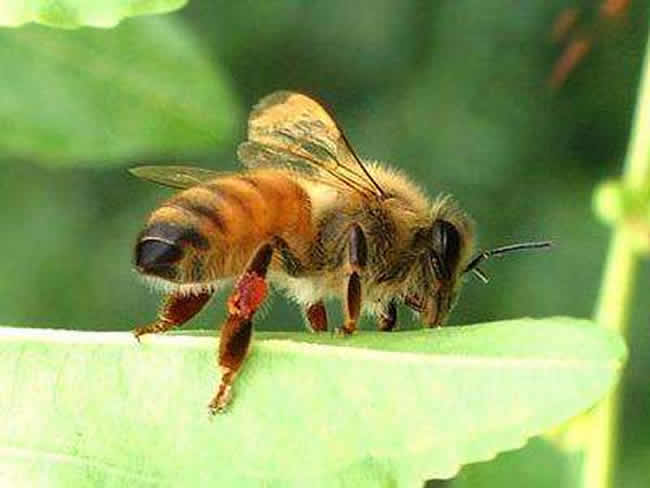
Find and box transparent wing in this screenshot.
[237,91,385,199]
[129,165,228,189]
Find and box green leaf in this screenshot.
[0,16,238,167]
[0,1,187,29]
[0,317,625,487]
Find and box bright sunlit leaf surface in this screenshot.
[0,317,625,487]
[0,1,187,28]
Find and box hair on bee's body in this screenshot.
[137,162,474,313]
[288,161,475,313]
[130,90,548,413]
[138,168,314,288]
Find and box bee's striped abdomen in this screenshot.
[139,169,314,281]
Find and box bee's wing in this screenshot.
[129,165,229,189]
[237,91,386,199]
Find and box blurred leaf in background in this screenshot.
[0,16,238,165]
[0,0,188,28]
[0,0,648,487]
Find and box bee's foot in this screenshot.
[132,320,173,343]
[334,323,356,337]
[132,327,149,343]
[208,384,232,416]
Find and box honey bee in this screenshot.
[131,91,550,414]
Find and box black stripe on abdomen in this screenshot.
[172,197,227,234]
[205,182,255,221]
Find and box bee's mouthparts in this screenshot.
[423,295,447,326]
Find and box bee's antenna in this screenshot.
[464,241,552,283]
[471,267,490,283]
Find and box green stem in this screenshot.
[583,31,650,488]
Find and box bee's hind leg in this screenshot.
[133,291,213,341]
[209,243,273,414]
[339,224,367,335]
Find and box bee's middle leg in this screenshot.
[270,236,329,333]
[209,243,273,414]
[305,301,328,332]
[340,224,367,335]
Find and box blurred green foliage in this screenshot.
[0,1,647,486]
[0,17,237,164]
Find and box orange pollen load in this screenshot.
[228,272,268,319]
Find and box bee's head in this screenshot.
[134,221,208,282]
[419,218,470,326]
[414,212,551,325]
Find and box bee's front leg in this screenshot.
[133,290,213,341]
[209,243,273,414]
[340,224,367,335]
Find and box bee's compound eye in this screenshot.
[431,219,462,279]
[135,239,183,272]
